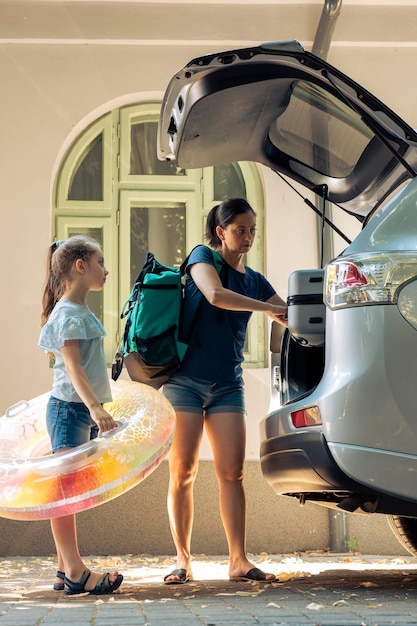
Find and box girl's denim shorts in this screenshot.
[163,376,246,415]
[46,396,99,452]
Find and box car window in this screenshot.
[269,81,374,178]
[345,177,417,253]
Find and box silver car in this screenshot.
[158,40,417,556]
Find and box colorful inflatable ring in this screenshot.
[0,380,175,521]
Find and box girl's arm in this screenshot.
[61,340,118,433]
[190,262,288,326]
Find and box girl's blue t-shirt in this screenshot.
[38,300,112,404]
[178,245,276,384]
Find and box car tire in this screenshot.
[387,515,417,558]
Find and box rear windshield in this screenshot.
[346,177,417,253]
[269,81,374,178]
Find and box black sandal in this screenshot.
[64,569,123,595]
[53,570,65,591]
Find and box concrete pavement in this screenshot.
[1,552,417,625]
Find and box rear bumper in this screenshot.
[260,430,371,495]
[260,430,417,516]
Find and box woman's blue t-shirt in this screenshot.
[178,245,275,384]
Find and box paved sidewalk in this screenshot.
[1,552,417,625]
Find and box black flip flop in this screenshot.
[163,568,190,584]
[230,567,276,583]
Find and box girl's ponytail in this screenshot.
[41,243,64,326]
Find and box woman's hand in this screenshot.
[265,303,288,327]
[265,294,288,327]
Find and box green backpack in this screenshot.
[112,247,224,389]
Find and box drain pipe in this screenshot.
[311,0,343,268]
[312,0,343,60]
[312,0,348,553]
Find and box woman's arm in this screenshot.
[61,340,118,433]
[190,262,288,326]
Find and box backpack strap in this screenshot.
[136,251,156,285]
[179,246,229,347]
[180,245,226,277]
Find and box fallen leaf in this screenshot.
[306,602,326,610]
[276,572,301,582]
[236,590,265,597]
[215,593,236,596]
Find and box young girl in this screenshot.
[38,235,123,595]
[163,198,288,584]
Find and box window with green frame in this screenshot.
[53,102,267,368]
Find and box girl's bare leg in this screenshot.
[50,514,120,590]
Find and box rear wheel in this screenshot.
[387,515,417,557]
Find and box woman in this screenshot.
[163,198,287,584]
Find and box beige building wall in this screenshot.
[0,0,415,556]
[0,461,408,558]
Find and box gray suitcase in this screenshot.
[287,269,325,346]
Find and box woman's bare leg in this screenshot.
[205,411,275,580]
[165,411,204,581]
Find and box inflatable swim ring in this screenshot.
[0,380,175,521]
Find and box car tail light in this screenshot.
[325,252,417,310]
[291,406,322,428]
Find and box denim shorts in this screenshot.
[46,396,99,452]
[163,376,246,415]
